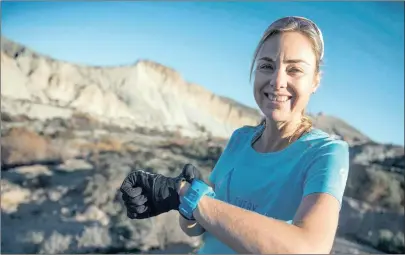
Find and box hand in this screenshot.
[120,164,202,219]
[177,181,191,197]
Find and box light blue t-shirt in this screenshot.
[197,125,350,254]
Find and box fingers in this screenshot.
[182,164,202,182]
[125,204,148,213]
[121,185,143,198]
[120,172,143,198]
[120,170,155,220]
[126,205,150,219]
[122,193,148,206]
[123,193,150,219]
[127,211,151,220]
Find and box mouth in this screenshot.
[264,92,292,104]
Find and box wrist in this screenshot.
[193,195,209,220]
[178,179,215,220]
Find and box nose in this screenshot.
[269,68,287,89]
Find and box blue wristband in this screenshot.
[179,179,215,220]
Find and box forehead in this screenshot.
[257,32,316,65]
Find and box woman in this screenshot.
[120,16,349,254]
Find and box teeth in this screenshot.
[268,94,290,102]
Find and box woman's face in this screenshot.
[253,31,320,123]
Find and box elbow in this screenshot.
[257,245,303,254]
[289,242,332,254]
[258,240,330,254]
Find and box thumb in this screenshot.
[181,163,202,183]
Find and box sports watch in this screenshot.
[179,179,216,220]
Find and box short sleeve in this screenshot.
[302,140,350,206]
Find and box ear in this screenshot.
[312,71,322,94]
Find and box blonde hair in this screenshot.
[251,16,325,143]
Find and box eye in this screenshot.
[288,68,303,74]
[258,64,274,70]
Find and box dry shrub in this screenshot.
[95,136,123,152]
[1,127,59,167]
[123,143,139,153]
[71,111,100,130]
[75,136,124,154]
[167,137,191,147]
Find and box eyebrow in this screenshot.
[258,56,310,65]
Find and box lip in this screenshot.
[263,92,292,106]
[264,92,293,98]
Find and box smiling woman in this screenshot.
[120,16,350,254]
[251,16,324,150]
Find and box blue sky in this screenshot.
[1,1,404,145]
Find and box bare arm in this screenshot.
[180,180,340,254]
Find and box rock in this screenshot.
[338,197,404,253]
[0,180,31,213]
[350,142,404,167]
[1,36,379,142]
[55,159,93,172]
[1,37,262,139]
[309,114,371,144]
[75,226,112,253]
[345,163,404,212]
[38,232,73,254]
[0,144,206,254]
[75,205,110,226]
[332,237,384,254]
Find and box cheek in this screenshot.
[253,83,261,98]
[253,74,266,97]
[294,87,311,101]
[290,81,314,109]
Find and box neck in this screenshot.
[255,116,303,153]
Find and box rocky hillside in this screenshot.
[1,114,403,254]
[309,113,371,144]
[1,36,262,139]
[2,36,370,143]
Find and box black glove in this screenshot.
[120,164,202,219]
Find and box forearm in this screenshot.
[179,215,206,237]
[193,196,314,254]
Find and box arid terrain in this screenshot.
[1,37,404,254]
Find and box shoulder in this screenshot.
[297,128,350,172]
[302,128,349,155]
[300,130,351,207]
[300,129,350,179]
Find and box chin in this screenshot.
[262,109,290,123]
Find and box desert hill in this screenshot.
[2,36,370,144]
